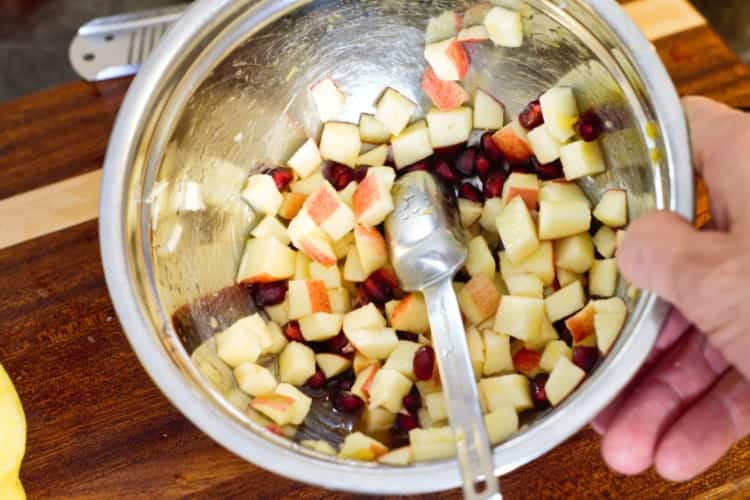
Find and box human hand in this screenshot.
[592,96,750,481]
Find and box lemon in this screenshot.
[0,364,26,499]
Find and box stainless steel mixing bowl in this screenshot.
[99,0,693,494]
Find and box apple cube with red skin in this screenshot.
[459,198,483,228]
[565,302,596,342]
[382,340,421,379]
[287,210,337,266]
[391,120,435,169]
[357,145,389,167]
[299,312,344,342]
[482,330,513,376]
[544,280,586,323]
[351,363,379,402]
[426,107,473,149]
[458,25,490,43]
[538,200,591,240]
[320,122,361,168]
[250,393,296,426]
[484,6,523,48]
[593,189,628,228]
[369,368,413,413]
[288,279,332,319]
[458,274,501,325]
[286,138,323,179]
[421,68,469,111]
[594,298,627,354]
[242,174,283,215]
[338,432,389,461]
[527,124,563,164]
[378,446,414,466]
[539,180,592,207]
[345,328,399,360]
[502,172,539,210]
[505,274,544,299]
[237,237,296,284]
[492,120,533,164]
[560,140,606,180]
[279,192,307,220]
[593,225,617,258]
[310,77,346,122]
[279,341,317,386]
[235,362,278,396]
[499,241,556,287]
[539,87,579,143]
[315,353,352,379]
[355,225,388,276]
[353,167,396,226]
[387,293,430,334]
[343,245,367,282]
[494,295,545,341]
[375,88,417,137]
[555,232,595,274]
[513,348,542,377]
[424,37,470,82]
[304,184,356,241]
[546,357,586,406]
[497,195,539,265]
[353,351,378,375]
[359,114,392,144]
[485,407,519,445]
[539,340,573,372]
[589,259,618,297]
[409,427,456,461]
[479,374,533,412]
[251,215,290,245]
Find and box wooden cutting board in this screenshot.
[1,0,749,497]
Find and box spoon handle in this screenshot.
[423,278,501,500]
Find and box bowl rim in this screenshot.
[99,0,693,494]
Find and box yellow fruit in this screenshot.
[0,476,25,500]
[0,364,26,484]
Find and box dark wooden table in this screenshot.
[1,0,749,497]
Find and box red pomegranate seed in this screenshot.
[338,376,354,391]
[268,167,294,191]
[334,391,364,412]
[474,152,494,180]
[282,320,304,342]
[413,346,436,381]
[402,388,422,413]
[325,331,350,355]
[572,346,600,373]
[433,160,460,185]
[533,158,564,180]
[435,144,465,163]
[306,370,326,389]
[518,99,544,130]
[481,132,505,167]
[575,111,604,142]
[396,412,420,432]
[361,275,393,305]
[531,374,550,409]
[456,147,477,177]
[253,281,288,307]
[483,172,506,198]
[322,161,355,191]
[459,182,485,203]
[352,166,369,183]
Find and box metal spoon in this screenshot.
[385,171,500,500]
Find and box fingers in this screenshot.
[600,330,727,475]
[654,370,750,481]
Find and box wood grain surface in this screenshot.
[1,0,749,498]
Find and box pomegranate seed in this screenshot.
[283,320,304,342]
[402,388,422,413]
[397,331,420,343]
[352,166,369,183]
[459,182,485,203]
[474,152,494,180]
[433,160,460,185]
[413,346,436,381]
[353,287,371,308]
[531,374,550,409]
[322,161,355,191]
[576,111,604,142]
[375,267,400,288]
[253,281,288,307]
[435,144,465,163]
[481,132,505,167]
[518,99,544,130]
[483,172,506,198]
[360,268,400,305]
[396,412,420,432]
[325,331,350,355]
[533,157,564,180]
[268,167,294,191]
[306,370,326,389]
[456,147,477,177]
[572,346,599,373]
[334,391,364,412]
[338,377,354,391]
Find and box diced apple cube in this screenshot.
[310,77,346,122]
[479,374,533,412]
[459,198,483,228]
[242,174,283,215]
[492,120,533,164]
[369,368,413,413]
[344,303,387,331]
[497,195,539,265]
[251,215,290,245]
[327,287,351,314]
[424,392,448,423]
[351,363,379,402]
[287,210,337,266]
[279,192,307,220]
[424,37,470,81]
[354,225,388,276]
[458,24,490,43]
[275,382,313,424]
[494,295,545,341]
[560,140,606,180]
[235,362,278,396]
[593,189,628,228]
[593,296,627,315]
[353,167,396,226]
[383,341,421,379]
[589,259,618,297]
[409,427,456,461]
[482,330,513,376]
[539,180,592,207]
[309,261,342,289]
[288,279,332,319]
[357,145,389,167]
[557,267,584,288]
[538,200,591,240]
[363,407,397,433]
[237,237,296,284]
[266,321,289,354]
[391,120,435,169]
[303,184,355,241]
[544,280,586,323]
[286,138,322,180]
[485,407,519,445]
[359,114,392,144]
[294,252,311,280]
[546,357,586,406]
[378,446,414,466]
[472,89,505,131]
[301,439,337,455]
[375,88,417,136]
[502,172,539,210]
[421,68,469,111]
[338,180,359,208]
[524,314,559,351]
[345,328,399,360]
[338,432,389,462]
[465,235,495,280]
[290,172,326,196]
[320,122,361,167]
[387,293,430,334]
[499,241,555,286]
[215,315,270,368]
[265,298,290,327]
[565,302,596,342]
[480,198,504,234]
[593,225,617,258]
[426,107,473,149]
[505,274,544,299]
[527,124,563,164]
[595,307,627,355]
[555,232,595,274]
[343,245,367,282]
[315,353,352,379]
[539,87,579,143]
[250,393,296,426]
[279,342,316,386]
[425,10,461,43]
[353,351,378,376]
[539,340,573,373]
[466,326,485,379]
[484,6,523,47]
[299,312,344,342]
[458,274,501,325]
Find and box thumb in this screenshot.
[617,211,736,334]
